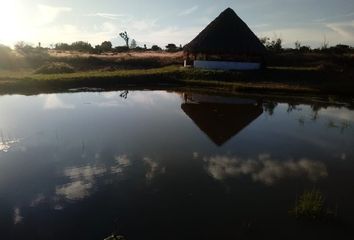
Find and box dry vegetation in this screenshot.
[0,45,353,96]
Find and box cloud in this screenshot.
[179,6,199,16]
[88,12,126,20]
[326,20,354,40]
[111,154,131,174]
[13,207,23,224]
[319,107,354,122]
[204,154,328,185]
[0,139,20,152]
[56,181,93,201]
[30,194,46,207]
[36,4,72,26]
[258,25,352,47]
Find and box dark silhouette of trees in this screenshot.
[260,37,283,52]
[165,43,178,52]
[151,45,162,51]
[55,42,93,52]
[114,46,130,53]
[119,31,130,48]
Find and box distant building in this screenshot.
[183,8,266,70]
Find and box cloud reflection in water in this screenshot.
[143,157,166,181]
[56,165,106,200]
[43,95,75,110]
[204,154,328,185]
[0,139,20,152]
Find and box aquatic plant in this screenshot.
[104,234,126,240]
[291,189,335,220]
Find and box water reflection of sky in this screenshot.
[0,91,353,239]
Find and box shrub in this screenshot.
[35,62,75,74]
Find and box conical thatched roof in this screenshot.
[184,8,266,55]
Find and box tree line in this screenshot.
[52,31,183,54]
[260,37,354,54]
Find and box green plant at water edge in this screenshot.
[291,189,334,220]
[104,234,126,240]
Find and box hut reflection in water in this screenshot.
[181,93,263,146]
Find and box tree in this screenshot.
[100,41,112,52]
[71,41,93,52]
[295,41,301,50]
[119,31,130,48]
[15,41,35,55]
[55,43,71,51]
[321,36,329,50]
[130,39,137,49]
[165,43,178,52]
[260,37,282,52]
[151,45,162,51]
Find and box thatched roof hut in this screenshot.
[184,8,266,70]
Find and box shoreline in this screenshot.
[0,66,353,97]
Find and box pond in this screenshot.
[0,90,354,239]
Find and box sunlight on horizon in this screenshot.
[0,0,27,44]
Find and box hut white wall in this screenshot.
[193,60,261,70]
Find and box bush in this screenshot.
[151,45,162,51]
[114,46,130,53]
[165,43,178,52]
[317,62,342,72]
[14,42,50,68]
[35,62,75,74]
[71,41,93,52]
[55,43,71,51]
[0,44,19,69]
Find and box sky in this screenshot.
[0,0,354,48]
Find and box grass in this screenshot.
[0,49,353,96]
[0,65,353,96]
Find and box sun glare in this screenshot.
[0,0,23,43]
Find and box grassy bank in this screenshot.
[0,65,353,96]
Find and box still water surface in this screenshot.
[0,91,354,239]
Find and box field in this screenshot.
[0,49,353,97]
